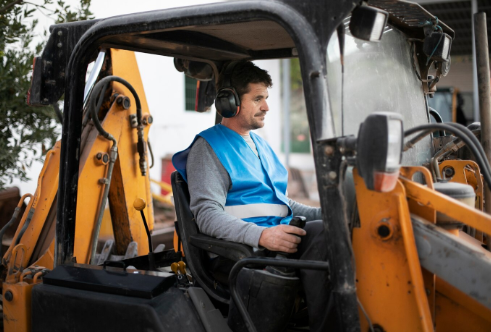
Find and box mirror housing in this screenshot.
[174,58,214,81]
[356,112,403,192]
[349,5,388,42]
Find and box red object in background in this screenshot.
[161,155,176,195]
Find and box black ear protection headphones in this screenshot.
[215,61,240,118]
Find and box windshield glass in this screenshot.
[427,89,453,122]
[326,22,433,166]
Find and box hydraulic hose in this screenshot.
[86,75,147,264]
[447,122,490,174]
[148,139,154,169]
[403,130,433,152]
[405,123,491,188]
[91,75,147,176]
[0,194,32,259]
[88,79,118,265]
[403,108,445,152]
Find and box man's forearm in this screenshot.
[194,200,265,247]
[289,199,322,221]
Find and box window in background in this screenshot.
[284,58,311,153]
[185,75,197,111]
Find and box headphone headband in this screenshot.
[221,61,239,91]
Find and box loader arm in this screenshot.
[1,49,155,332]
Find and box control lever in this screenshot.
[266,216,307,276]
[171,261,190,285]
[133,198,155,270]
[289,215,307,229]
[178,261,193,283]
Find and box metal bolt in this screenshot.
[142,115,154,125]
[443,166,455,178]
[116,96,130,110]
[57,42,63,48]
[98,178,109,184]
[57,30,63,36]
[324,146,334,156]
[4,291,13,302]
[328,171,337,180]
[129,114,138,128]
[95,152,109,165]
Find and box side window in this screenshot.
[184,75,197,111]
[287,58,311,153]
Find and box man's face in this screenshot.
[236,83,269,131]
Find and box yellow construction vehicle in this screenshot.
[1,49,164,331]
[3,0,491,331]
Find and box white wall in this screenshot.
[136,54,285,191]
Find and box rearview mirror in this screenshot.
[349,5,389,42]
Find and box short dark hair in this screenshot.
[217,61,272,100]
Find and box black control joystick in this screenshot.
[266,216,307,276]
[289,216,307,229]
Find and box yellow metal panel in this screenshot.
[400,166,436,224]
[435,277,491,331]
[74,49,154,260]
[439,160,483,211]
[353,169,432,332]
[3,143,60,269]
[401,177,491,235]
[3,282,34,332]
[30,240,55,268]
[400,166,437,321]
[110,49,154,255]
[74,118,118,262]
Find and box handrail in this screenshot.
[401,177,491,235]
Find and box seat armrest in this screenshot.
[189,234,254,261]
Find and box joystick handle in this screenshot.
[289,216,306,229]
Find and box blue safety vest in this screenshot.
[172,124,292,227]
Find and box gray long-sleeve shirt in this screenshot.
[186,136,322,248]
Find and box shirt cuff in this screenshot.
[244,225,267,248]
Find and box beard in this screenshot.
[250,111,266,130]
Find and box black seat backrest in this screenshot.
[172,171,251,304]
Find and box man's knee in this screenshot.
[295,220,327,260]
[303,220,324,242]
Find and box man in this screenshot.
[173,61,330,331]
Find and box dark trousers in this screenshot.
[292,220,332,332]
[209,220,331,332]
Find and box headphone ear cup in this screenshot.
[215,88,240,118]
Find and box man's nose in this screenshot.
[262,100,269,112]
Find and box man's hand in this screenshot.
[258,225,307,253]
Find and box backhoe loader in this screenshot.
[3,0,491,331]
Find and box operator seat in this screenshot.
[171,171,253,304]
